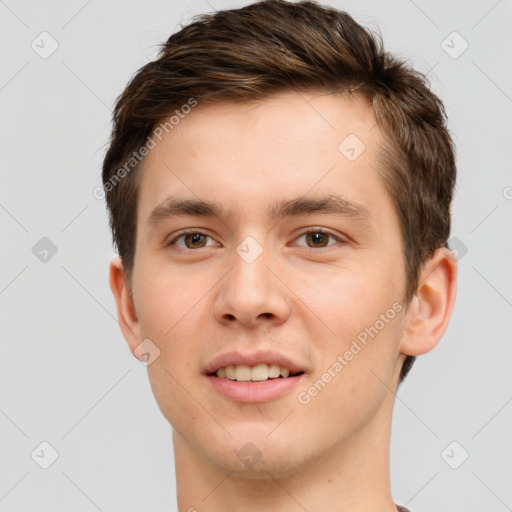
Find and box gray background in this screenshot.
[1,0,511,510]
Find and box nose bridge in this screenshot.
[214,234,290,326]
[233,237,270,293]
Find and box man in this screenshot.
[103,1,457,510]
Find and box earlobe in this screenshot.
[109,257,141,354]
[400,247,458,357]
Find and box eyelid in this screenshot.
[166,228,218,248]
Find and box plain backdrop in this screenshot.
[1,0,511,510]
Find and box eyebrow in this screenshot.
[146,193,374,228]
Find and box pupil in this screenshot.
[187,233,205,248]
[309,232,327,247]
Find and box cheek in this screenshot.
[296,296,403,439]
[133,261,218,373]
[134,261,202,339]
[295,257,398,330]
[294,258,403,379]
[137,269,203,427]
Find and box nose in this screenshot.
[213,245,291,328]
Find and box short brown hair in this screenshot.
[102,0,456,383]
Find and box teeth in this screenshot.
[280,367,290,378]
[235,365,251,382]
[215,363,298,381]
[251,364,268,381]
[268,364,280,378]
[226,365,236,380]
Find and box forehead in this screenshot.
[136,90,389,229]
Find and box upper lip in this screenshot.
[204,350,309,375]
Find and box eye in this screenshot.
[294,228,345,248]
[168,230,218,249]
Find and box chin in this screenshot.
[201,433,315,480]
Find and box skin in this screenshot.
[110,90,457,512]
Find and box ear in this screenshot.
[400,247,458,356]
[109,257,142,357]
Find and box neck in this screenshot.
[172,393,399,512]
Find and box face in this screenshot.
[126,91,410,477]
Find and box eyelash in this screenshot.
[167,228,346,250]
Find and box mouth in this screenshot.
[208,363,305,382]
[203,351,309,402]
[205,363,306,403]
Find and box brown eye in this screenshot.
[305,231,330,247]
[295,229,342,248]
[183,233,207,248]
[169,231,217,249]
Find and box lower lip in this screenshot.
[205,374,305,403]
